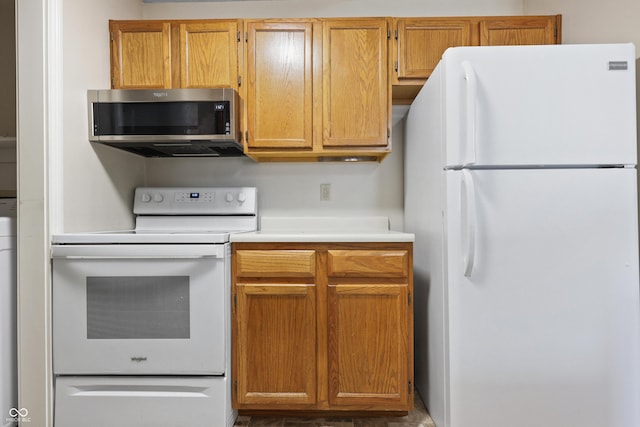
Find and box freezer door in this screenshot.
[441,44,637,167]
[445,168,640,427]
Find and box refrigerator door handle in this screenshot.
[461,169,477,277]
[462,60,477,166]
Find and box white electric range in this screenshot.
[51,187,257,427]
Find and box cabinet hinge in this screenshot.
[233,294,237,309]
[245,31,249,42]
[237,31,241,42]
[237,75,242,87]
[387,28,391,39]
[245,130,249,143]
[387,128,391,139]
[394,60,398,72]
[395,28,399,40]
[111,76,115,87]
[110,31,114,42]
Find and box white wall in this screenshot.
[143,0,523,19]
[145,122,407,229]
[524,0,640,48]
[16,0,58,421]
[61,0,146,232]
[17,1,144,425]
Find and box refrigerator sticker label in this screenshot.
[608,61,628,70]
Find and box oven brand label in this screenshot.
[131,356,148,363]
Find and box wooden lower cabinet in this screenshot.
[328,283,410,408]
[232,243,414,413]
[235,283,317,406]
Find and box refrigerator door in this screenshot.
[441,43,637,168]
[445,167,640,427]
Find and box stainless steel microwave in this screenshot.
[87,88,242,157]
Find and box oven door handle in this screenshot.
[51,244,227,259]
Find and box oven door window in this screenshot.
[86,276,190,339]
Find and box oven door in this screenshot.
[52,244,229,375]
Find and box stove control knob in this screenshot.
[141,192,151,203]
[237,192,246,203]
[225,192,234,203]
[153,193,164,203]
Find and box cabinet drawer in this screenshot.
[327,250,409,278]
[236,250,316,277]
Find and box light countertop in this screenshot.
[230,216,415,243]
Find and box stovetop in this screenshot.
[52,187,258,245]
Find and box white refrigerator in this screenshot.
[404,43,640,427]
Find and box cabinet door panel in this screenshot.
[322,19,388,147]
[111,21,171,89]
[328,284,410,409]
[246,21,313,149]
[235,283,317,406]
[327,250,409,278]
[397,19,472,80]
[480,16,558,46]
[236,249,316,277]
[179,21,239,88]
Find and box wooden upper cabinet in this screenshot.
[479,15,560,46]
[110,21,171,89]
[394,18,473,82]
[179,21,241,88]
[391,15,561,104]
[322,18,389,148]
[110,19,241,89]
[244,18,390,161]
[245,20,315,149]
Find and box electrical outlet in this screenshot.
[320,183,331,201]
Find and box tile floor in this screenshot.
[233,392,435,427]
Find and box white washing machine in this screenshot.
[0,198,16,427]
